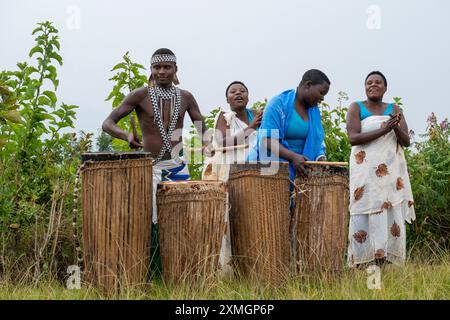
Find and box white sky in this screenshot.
[1,0,449,140]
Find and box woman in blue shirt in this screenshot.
[249,69,330,180]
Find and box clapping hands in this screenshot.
[382,113,402,131]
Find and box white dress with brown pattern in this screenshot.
[348,115,415,267]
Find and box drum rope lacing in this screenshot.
[72,162,91,272]
[290,170,349,203]
[290,179,309,201]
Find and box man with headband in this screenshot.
[102,48,209,276]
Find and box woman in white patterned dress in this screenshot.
[346,71,415,267]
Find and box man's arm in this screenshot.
[102,88,146,148]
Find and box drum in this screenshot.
[157,180,227,283]
[80,152,153,293]
[293,163,349,273]
[228,163,291,284]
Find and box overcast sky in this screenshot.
[1,0,449,140]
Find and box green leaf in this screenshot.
[30,79,41,87]
[105,91,117,101]
[38,96,52,106]
[63,104,78,111]
[24,84,36,100]
[25,66,39,75]
[47,65,57,74]
[138,75,148,83]
[118,71,128,81]
[111,62,127,72]
[123,52,131,63]
[32,26,43,35]
[44,65,58,82]
[42,91,57,106]
[131,68,144,78]
[5,80,17,90]
[50,52,63,65]
[133,63,146,70]
[49,25,59,34]
[29,46,43,58]
[50,78,59,90]
[112,93,124,108]
[50,38,60,50]
[52,109,65,119]
[35,113,55,122]
[17,62,28,70]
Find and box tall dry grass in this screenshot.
[1,251,448,300]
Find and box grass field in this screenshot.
[1,254,448,300]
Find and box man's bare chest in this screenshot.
[137,95,188,126]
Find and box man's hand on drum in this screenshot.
[291,153,309,178]
[127,132,143,149]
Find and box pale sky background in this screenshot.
[1,0,449,143]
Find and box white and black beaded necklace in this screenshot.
[148,85,181,163]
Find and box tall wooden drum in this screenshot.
[228,163,291,284]
[293,164,349,273]
[80,152,153,293]
[157,181,226,283]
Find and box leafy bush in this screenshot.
[185,107,221,180]
[320,91,351,162]
[406,113,449,251]
[0,21,92,282]
[105,52,147,151]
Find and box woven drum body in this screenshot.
[81,152,153,293]
[228,163,291,283]
[157,181,226,283]
[293,165,349,273]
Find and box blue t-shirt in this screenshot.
[285,110,309,155]
[246,108,254,123]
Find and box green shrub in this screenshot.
[406,113,449,251]
[105,52,147,151]
[0,21,91,282]
[320,91,351,162]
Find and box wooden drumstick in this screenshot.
[130,116,138,137]
[185,143,348,166]
[186,144,249,153]
[304,161,349,166]
[215,144,248,152]
[130,116,141,146]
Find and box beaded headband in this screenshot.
[151,54,177,65]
